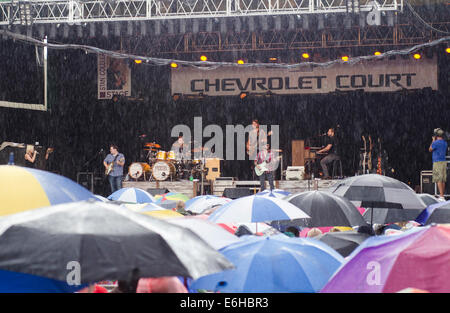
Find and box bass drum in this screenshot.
[128,162,151,179]
[152,161,176,181]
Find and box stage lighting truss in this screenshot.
[137,22,450,57]
[0,0,402,25]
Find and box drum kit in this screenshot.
[128,142,209,181]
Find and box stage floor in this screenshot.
[123,178,339,198]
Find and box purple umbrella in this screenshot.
[321,225,450,293]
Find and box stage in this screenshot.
[123,178,339,199]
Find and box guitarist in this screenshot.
[246,119,268,180]
[103,144,126,194]
[255,143,275,192]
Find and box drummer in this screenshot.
[171,135,190,161]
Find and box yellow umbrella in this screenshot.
[0,165,96,216]
[143,210,184,219]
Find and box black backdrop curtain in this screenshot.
[0,40,449,191]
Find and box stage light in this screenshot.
[302,53,310,59]
[134,59,142,64]
[374,51,382,56]
[269,57,277,62]
[170,62,178,68]
[446,47,450,54]
[237,59,245,65]
[200,55,208,61]
[239,92,248,99]
[413,53,421,60]
[341,56,349,62]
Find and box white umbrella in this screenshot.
[186,197,232,214]
[168,218,239,250]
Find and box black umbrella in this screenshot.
[361,200,406,225]
[281,190,368,228]
[418,193,439,207]
[0,200,233,284]
[329,174,426,221]
[316,231,371,257]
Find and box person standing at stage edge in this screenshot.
[318,128,340,179]
[103,144,126,194]
[429,128,448,201]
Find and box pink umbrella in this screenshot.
[137,277,187,293]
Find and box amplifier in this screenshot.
[286,166,305,180]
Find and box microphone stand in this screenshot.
[83,149,104,172]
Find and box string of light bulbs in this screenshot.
[0,29,449,71]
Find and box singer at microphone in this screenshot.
[24,144,38,168]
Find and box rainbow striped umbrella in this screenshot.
[121,202,184,219]
[0,165,96,217]
[155,192,190,203]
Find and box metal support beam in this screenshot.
[0,0,403,25]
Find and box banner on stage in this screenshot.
[97,55,131,99]
[171,57,438,96]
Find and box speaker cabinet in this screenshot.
[223,187,252,199]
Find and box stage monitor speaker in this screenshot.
[147,188,170,196]
[420,171,434,195]
[77,172,94,193]
[223,187,252,199]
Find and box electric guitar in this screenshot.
[255,162,270,176]
[254,155,281,176]
[105,154,120,176]
[361,135,367,174]
[376,138,383,175]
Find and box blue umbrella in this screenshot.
[0,269,87,293]
[415,200,450,225]
[107,187,155,203]
[208,195,310,223]
[190,234,343,293]
[256,189,291,199]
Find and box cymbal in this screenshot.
[144,143,161,148]
[143,148,158,151]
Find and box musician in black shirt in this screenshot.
[317,128,340,179]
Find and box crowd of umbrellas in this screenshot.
[1,164,450,293]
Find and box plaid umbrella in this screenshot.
[329,174,426,221]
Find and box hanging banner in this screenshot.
[97,55,131,99]
[171,57,438,96]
